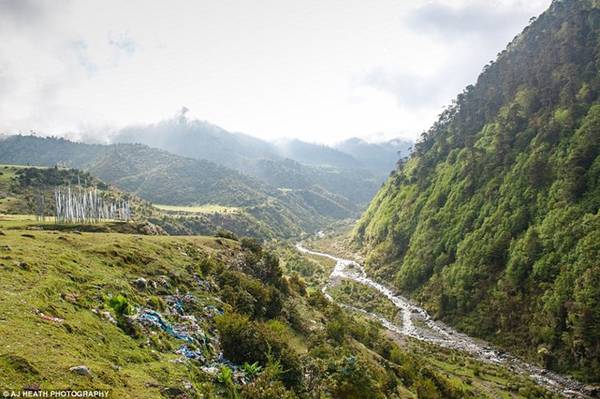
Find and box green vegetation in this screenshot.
[0,218,555,398]
[354,0,600,382]
[153,204,241,214]
[329,280,401,323]
[0,136,356,238]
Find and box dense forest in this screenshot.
[354,0,600,382]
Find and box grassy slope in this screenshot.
[0,221,231,397]
[0,218,557,398]
[0,164,300,240]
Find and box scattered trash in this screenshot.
[36,309,64,324]
[204,305,224,317]
[69,365,91,376]
[193,274,213,291]
[201,366,219,376]
[176,345,204,361]
[137,310,194,342]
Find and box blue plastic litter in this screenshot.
[172,299,184,315]
[176,344,204,360]
[138,310,194,342]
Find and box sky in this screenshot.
[0,0,551,144]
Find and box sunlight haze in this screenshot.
[0,0,551,143]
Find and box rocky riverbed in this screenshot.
[296,243,598,399]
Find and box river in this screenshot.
[296,243,595,399]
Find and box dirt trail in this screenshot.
[296,243,594,399]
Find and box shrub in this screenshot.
[108,294,133,316]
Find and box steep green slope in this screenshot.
[244,158,379,207]
[354,0,600,382]
[0,136,354,237]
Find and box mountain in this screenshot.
[271,138,359,169]
[0,135,356,237]
[335,137,413,177]
[114,116,275,170]
[354,0,600,382]
[111,117,392,207]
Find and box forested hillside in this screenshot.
[354,0,600,382]
[0,136,354,237]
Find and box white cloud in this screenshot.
[0,0,551,142]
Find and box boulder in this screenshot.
[133,277,148,290]
[69,365,91,376]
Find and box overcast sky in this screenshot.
[0,0,551,143]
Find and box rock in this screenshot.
[61,293,79,304]
[23,383,41,391]
[162,387,186,398]
[583,385,600,397]
[100,311,117,324]
[21,233,35,239]
[69,365,91,376]
[1,244,10,251]
[0,230,5,236]
[18,261,30,270]
[133,277,147,290]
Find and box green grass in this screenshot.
[153,204,241,214]
[329,279,401,323]
[0,226,233,397]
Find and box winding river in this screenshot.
[296,243,594,399]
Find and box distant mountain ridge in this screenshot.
[334,137,413,177]
[111,117,412,207]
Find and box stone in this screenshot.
[583,385,600,398]
[69,365,91,376]
[100,311,117,324]
[133,277,148,290]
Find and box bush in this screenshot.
[108,294,133,316]
[216,228,238,241]
[215,312,265,365]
